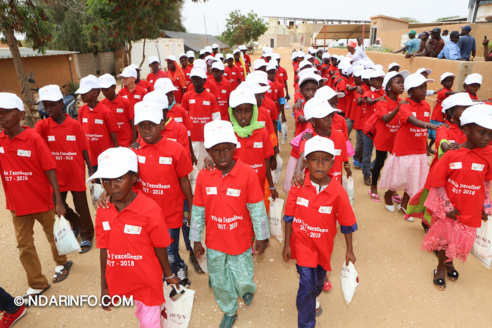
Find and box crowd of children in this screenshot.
[1,42,492,328]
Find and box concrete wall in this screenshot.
[95,52,115,75]
[130,38,184,77]
[0,54,77,96]
[73,53,96,80]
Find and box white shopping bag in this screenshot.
[89,184,104,208]
[281,122,288,145]
[268,197,284,243]
[191,239,208,273]
[161,284,195,328]
[471,218,492,269]
[272,154,283,186]
[53,215,80,255]
[342,176,355,206]
[340,261,359,305]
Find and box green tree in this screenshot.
[0,0,55,127]
[221,10,267,47]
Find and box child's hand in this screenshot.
[345,250,356,265]
[191,153,198,166]
[345,166,352,177]
[292,171,305,188]
[165,275,181,287]
[448,142,460,151]
[282,245,292,262]
[130,142,141,150]
[447,208,460,220]
[254,239,267,257]
[97,191,110,209]
[399,99,409,106]
[270,155,278,171]
[270,188,279,200]
[101,287,112,311]
[55,202,67,218]
[194,242,205,259]
[482,211,488,221]
[203,155,215,171]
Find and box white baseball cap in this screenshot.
[299,72,321,86]
[99,74,117,88]
[193,59,207,71]
[388,62,400,71]
[305,54,313,61]
[416,68,432,76]
[464,73,483,85]
[299,60,313,70]
[266,62,277,71]
[154,78,178,94]
[314,86,345,101]
[272,53,281,61]
[246,71,269,85]
[308,47,315,53]
[0,92,24,111]
[199,49,206,55]
[373,64,384,71]
[340,64,354,76]
[204,46,213,53]
[179,53,188,59]
[304,135,336,158]
[382,70,410,90]
[204,120,238,149]
[236,80,270,95]
[361,69,373,80]
[186,50,194,58]
[190,67,207,79]
[134,100,163,125]
[291,52,299,60]
[86,147,138,183]
[212,43,219,49]
[253,59,268,70]
[404,73,434,92]
[166,55,177,62]
[128,64,142,71]
[226,54,234,60]
[304,97,340,121]
[441,93,478,113]
[262,47,273,57]
[298,51,306,58]
[148,56,160,65]
[239,45,247,51]
[440,72,456,82]
[322,53,331,59]
[117,67,137,79]
[75,75,101,94]
[143,90,169,110]
[216,53,224,60]
[205,55,217,64]
[233,49,241,55]
[460,104,492,129]
[331,54,338,60]
[229,88,257,108]
[370,69,386,79]
[211,61,225,71]
[37,85,63,103]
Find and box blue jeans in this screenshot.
[345,118,354,139]
[167,228,186,275]
[362,134,374,178]
[296,265,326,328]
[181,200,192,251]
[0,287,18,313]
[354,130,364,162]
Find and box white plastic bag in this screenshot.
[53,215,80,255]
[268,197,284,243]
[161,284,195,328]
[272,154,283,186]
[342,176,355,206]
[281,122,288,145]
[471,218,492,269]
[89,184,104,208]
[340,261,359,305]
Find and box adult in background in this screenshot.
[438,31,461,60]
[442,30,450,45]
[357,36,364,51]
[405,31,430,58]
[482,37,492,61]
[425,28,445,57]
[394,30,419,54]
[347,40,368,64]
[457,25,476,61]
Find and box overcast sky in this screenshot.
[182,0,471,35]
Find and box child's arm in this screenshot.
[154,247,181,286]
[110,132,118,147]
[189,136,197,165]
[99,249,111,311]
[282,222,293,262]
[83,150,94,178]
[246,201,270,257]
[381,99,408,123]
[265,158,278,200]
[45,169,66,217]
[130,119,137,144]
[179,176,193,220]
[365,96,385,106]
[347,85,358,92]
[407,116,440,130]
[189,205,206,259]
[343,233,356,265]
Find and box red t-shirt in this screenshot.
[168,70,184,104]
[431,88,451,122]
[258,107,277,146]
[336,77,349,114]
[100,96,134,147]
[146,70,168,88]
[161,118,190,159]
[34,115,88,192]
[0,127,57,216]
[193,159,264,255]
[277,66,288,83]
[373,96,402,152]
[210,77,232,120]
[265,80,279,105]
[203,79,219,98]
[363,89,385,119]
[262,96,279,123]
[435,122,466,149]
[332,113,349,141]
[284,175,356,271]
[294,101,309,138]
[234,62,246,81]
[133,137,193,229]
[429,147,492,227]
[224,65,240,90]
[95,192,171,306]
[182,65,192,88]
[78,102,119,166]
[392,98,431,156]
[118,85,147,112]
[181,89,220,142]
[235,128,274,189]
[244,53,251,67]
[272,79,285,112]
[468,91,478,100]
[353,84,370,130]
[137,79,152,93]
[168,103,192,133]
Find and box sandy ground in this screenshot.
[2,48,492,328]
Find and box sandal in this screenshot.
[315,298,322,317]
[189,252,204,274]
[364,176,371,186]
[368,190,381,202]
[433,270,446,291]
[323,280,332,292]
[73,226,81,239]
[23,285,51,303]
[219,314,237,328]
[392,195,402,204]
[445,263,459,282]
[53,260,73,283]
[78,240,92,254]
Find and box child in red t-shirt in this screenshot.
[0,93,72,298]
[35,85,95,253]
[283,135,357,327]
[146,56,169,88]
[210,61,232,120]
[190,120,270,328]
[128,64,152,92]
[117,67,147,110]
[99,74,136,147]
[165,56,187,104]
[266,63,286,123]
[421,104,492,290]
[91,147,180,327]
[463,73,482,100]
[379,73,440,217]
[225,55,241,90]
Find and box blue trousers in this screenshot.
[345,118,354,139]
[181,200,192,251]
[167,228,187,275]
[296,265,327,328]
[0,287,18,313]
[362,134,374,178]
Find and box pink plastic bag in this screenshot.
[346,140,355,157]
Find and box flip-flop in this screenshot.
[323,280,332,292]
[433,270,446,291]
[23,285,51,300]
[53,260,73,283]
[219,314,237,328]
[78,240,92,254]
[315,298,322,316]
[392,195,402,204]
[445,263,459,282]
[368,190,381,202]
[189,253,204,274]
